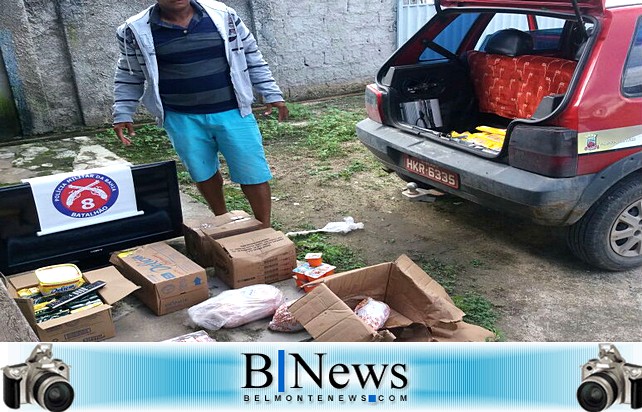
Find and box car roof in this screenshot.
[606,0,642,8]
[441,0,641,14]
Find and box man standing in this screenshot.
[112,0,288,228]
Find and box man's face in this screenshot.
[157,0,191,13]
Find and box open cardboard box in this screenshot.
[110,242,208,316]
[289,255,495,342]
[183,210,263,267]
[5,266,139,342]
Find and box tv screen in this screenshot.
[0,161,183,275]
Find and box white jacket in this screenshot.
[112,0,284,125]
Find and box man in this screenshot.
[112,0,288,228]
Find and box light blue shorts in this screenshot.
[163,109,272,184]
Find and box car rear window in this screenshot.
[475,14,566,52]
[419,13,480,62]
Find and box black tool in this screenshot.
[46,281,106,310]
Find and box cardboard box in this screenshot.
[6,266,139,342]
[183,211,263,267]
[210,228,297,289]
[109,242,208,316]
[289,255,495,342]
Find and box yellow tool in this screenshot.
[17,287,41,298]
[450,126,507,152]
[70,301,103,313]
[33,299,57,313]
[476,125,507,136]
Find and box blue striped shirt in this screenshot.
[150,2,237,114]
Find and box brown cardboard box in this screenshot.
[289,255,495,342]
[183,211,263,267]
[6,266,139,342]
[210,228,297,289]
[109,242,208,315]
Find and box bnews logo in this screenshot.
[242,350,409,404]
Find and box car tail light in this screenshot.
[508,125,578,178]
[365,84,385,124]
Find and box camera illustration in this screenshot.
[578,343,642,411]
[3,344,74,412]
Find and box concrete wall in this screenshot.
[0,0,396,137]
[0,52,22,138]
[251,0,396,100]
[0,0,51,136]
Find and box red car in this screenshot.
[357,0,642,270]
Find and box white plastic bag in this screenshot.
[354,297,391,331]
[285,217,364,237]
[187,285,285,330]
[268,301,304,333]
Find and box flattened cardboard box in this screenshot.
[110,242,208,315]
[290,255,494,342]
[6,266,139,342]
[183,210,263,267]
[210,228,297,289]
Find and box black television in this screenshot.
[0,160,183,275]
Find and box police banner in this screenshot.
[23,164,143,236]
[0,342,632,412]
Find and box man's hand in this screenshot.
[113,122,136,146]
[263,101,289,122]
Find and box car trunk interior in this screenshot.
[381,12,592,158]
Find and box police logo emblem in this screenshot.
[52,173,119,218]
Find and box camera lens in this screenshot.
[579,382,608,410]
[33,373,74,412]
[577,373,618,412]
[44,382,73,411]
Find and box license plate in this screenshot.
[403,154,459,189]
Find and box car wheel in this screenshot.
[568,175,642,271]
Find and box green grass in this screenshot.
[176,170,192,186]
[286,103,314,119]
[422,258,502,340]
[421,258,461,295]
[452,293,501,338]
[309,159,371,183]
[223,185,251,213]
[259,103,365,160]
[258,102,312,142]
[94,124,177,165]
[291,233,365,272]
[180,184,252,215]
[304,109,365,158]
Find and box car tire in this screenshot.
[568,174,642,271]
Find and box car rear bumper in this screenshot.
[356,118,594,225]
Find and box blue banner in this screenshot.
[2,342,635,411]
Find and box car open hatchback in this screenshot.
[357,0,642,270]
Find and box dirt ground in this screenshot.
[265,96,642,342]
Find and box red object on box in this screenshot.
[305,253,323,267]
[293,262,336,292]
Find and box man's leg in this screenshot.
[213,109,273,227]
[241,182,271,228]
[196,171,228,215]
[163,111,224,216]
